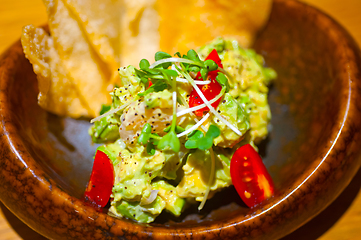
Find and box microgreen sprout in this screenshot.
[184,125,221,150]
[90,97,139,123]
[137,80,168,97]
[216,72,230,92]
[157,70,181,152]
[138,123,162,155]
[99,104,111,115]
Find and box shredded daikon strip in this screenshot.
[177,113,210,138]
[184,73,243,136]
[176,77,210,85]
[149,58,201,69]
[176,89,208,132]
[176,88,225,117]
[198,147,215,210]
[90,101,133,123]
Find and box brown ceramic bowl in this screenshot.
[1,0,361,239]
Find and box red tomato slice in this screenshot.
[83,150,114,209]
[230,144,274,207]
[189,49,223,116]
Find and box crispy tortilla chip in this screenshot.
[119,0,272,64]
[62,0,121,71]
[22,0,272,118]
[157,0,273,54]
[21,24,90,117]
[119,0,160,66]
[43,0,113,117]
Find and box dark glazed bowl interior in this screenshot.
[1,0,361,239]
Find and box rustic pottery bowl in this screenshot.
[1,0,361,239]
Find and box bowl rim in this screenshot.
[1,0,361,239]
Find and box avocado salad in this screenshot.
[85,37,276,223]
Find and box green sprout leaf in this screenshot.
[157,131,180,152]
[187,49,201,62]
[200,68,208,81]
[99,104,111,115]
[138,123,152,144]
[216,72,230,92]
[204,59,218,71]
[197,137,214,150]
[162,69,178,77]
[155,51,172,61]
[205,124,221,138]
[189,66,200,73]
[146,142,156,155]
[184,125,221,150]
[155,51,172,69]
[138,80,168,97]
[164,125,185,133]
[139,59,150,70]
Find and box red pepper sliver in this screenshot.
[83,150,114,209]
[189,49,223,116]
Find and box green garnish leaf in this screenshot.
[188,130,204,140]
[164,125,185,133]
[184,139,198,149]
[184,125,221,150]
[216,72,230,92]
[197,137,213,150]
[140,77,149,85]
[162,69,178,77]
[206,124,221,138]
[158,131,180,152]
[150,133,160,145]
[189,66,200,73]
[138,80,168,97]
[174,52,181,58]
[134,68,146,77]
[138,123,152,144]
[146,142,156,155]
[204,59,218,71]
[155,51,172,61]
[155,51,172,69]
[187,49,201,62]
[139,59,150,70]
[99,104,111,115]
[200,68,208,81]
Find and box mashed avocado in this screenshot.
[89,37,276,223]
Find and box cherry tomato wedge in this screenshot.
[189,49,223,116]
[83,150,114,209]
[230,144,274,207]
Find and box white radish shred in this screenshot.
[177,113,210,138]
[176,89,208,132]
[185,74,243,136]
[198,147,215,210]
[90,101,132,123]
[176,89,225,117]
[140,190,159,206]
[149,58,201,69]
[176,77,210,85]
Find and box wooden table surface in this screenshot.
[1,0,361,239]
